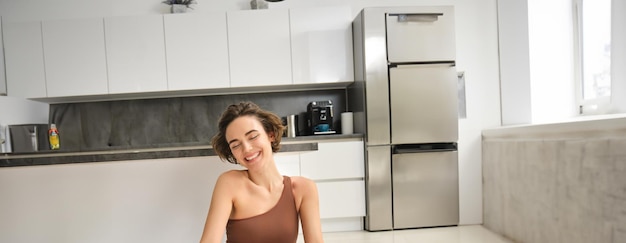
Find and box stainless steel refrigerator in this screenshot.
[349,6,459,231]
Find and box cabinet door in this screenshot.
[0,18,6,95]
[42,18,108,97]
[227,9,292,87]
[300,141,364,180]
[290,7,354,84]
[3,21,47,98]
[317,180,366,218]
[105,15,167,94]
[164,13,230,90]
[274,152,300,177]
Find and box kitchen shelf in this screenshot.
[0,134,363,167]
[30,81,355,104]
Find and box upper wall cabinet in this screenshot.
[105,15,167,94]
[227,9,292,87]
[0,19,6,96]
[42,18,109,97]
[290,7,354,84]
[3,21,47,99]
[1,8,354,103]
[164,13,230,90]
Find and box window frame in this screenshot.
[572,0,612,115]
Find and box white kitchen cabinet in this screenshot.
[3,21,47,98]
[227,9,292,87]
[164,13,230,90]
[105,15,167,94]
[0,18,6,95]
[317,180,366,219]
[274,152,300,177]
[42,18,108,97]
[290,7,354,84]
[300,139,366,226]
[300,140,364,180]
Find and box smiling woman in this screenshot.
[211,102,284,165]
[200,101,324,243]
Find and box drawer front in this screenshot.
[317,180,365,219]
[386,6,455,62]
[300,141,364,180]
[275,152,300,176]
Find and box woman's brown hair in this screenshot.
[211,101,284,164]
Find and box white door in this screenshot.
[227,9,292,87]
[105,15,167,94]
[42,18,108,97]
[164,13,230,90]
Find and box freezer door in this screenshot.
[385,6,455,63]
[390,64,458,144]
[392,150,459,229]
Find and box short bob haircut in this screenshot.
[211,101,284,164]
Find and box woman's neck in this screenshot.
[246,165,283,191]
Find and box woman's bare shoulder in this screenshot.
[289,176,319,212]
[216,170,248,184]
[289,176,317,191]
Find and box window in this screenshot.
[574,0,612,114]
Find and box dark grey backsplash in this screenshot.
[49,90,346,152]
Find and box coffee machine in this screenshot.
[306,100,336,135]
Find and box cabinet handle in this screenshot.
[389,13,443,23]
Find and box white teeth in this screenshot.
[246,152,260,161]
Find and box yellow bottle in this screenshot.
[49,124,60,150]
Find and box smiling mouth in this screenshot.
[245,152,260,161]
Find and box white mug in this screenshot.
[341,112,354,135]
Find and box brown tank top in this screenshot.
[226,176,299,243]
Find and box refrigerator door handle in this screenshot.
[389,62,455,68]
[389,13,443,23]
[392,143,457,154]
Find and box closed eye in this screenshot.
[230,143,241,150]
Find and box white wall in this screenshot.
[452,0,501,226]
[499,0,578,124]
[0,0,502,239]
[497,0,532,125]
[528,0,577,123]
[611,0,626,113]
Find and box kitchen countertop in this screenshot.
[0,134,363,167]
